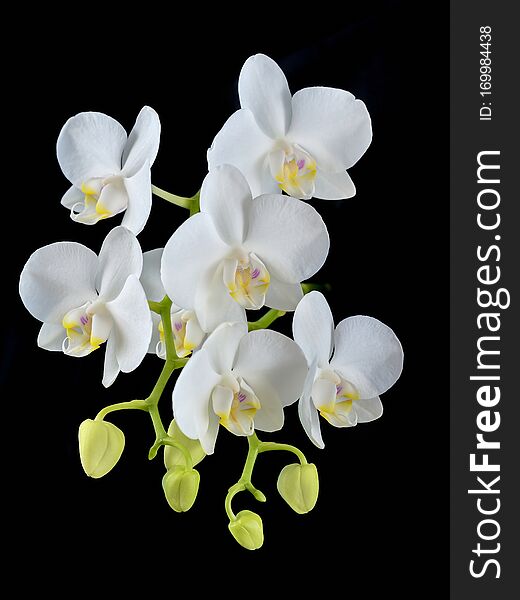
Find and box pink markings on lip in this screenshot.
[174,321,183,332]
[80,315,89,326]
[238,392,247,403]
[251,268,260,279]
[297,159,305,170]
[336,385,343,395]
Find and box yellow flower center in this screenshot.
[157,309,204,359]
[80,179,111,220]
[223,254,270,309]
[70,177,128,225]
[269,144,317,199]
[62,301,108,357]
[212,376,261,436]
[312,369,360,427]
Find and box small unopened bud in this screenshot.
[162,466,200,512]
[164,420,205,469]
[277,463,319,514]
[78,419,125,479]
[228,510,264,550]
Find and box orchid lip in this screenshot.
[71,175,128,225]
[223,252,270,310]
[62,301,102,357]
[211,375,261,437]
[157,307,204,359]
[312,367,360,427]
[269,143,317,199]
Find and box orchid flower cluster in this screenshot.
[19,54,403,550]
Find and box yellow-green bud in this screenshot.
[277,463,319,514]
[164,419,205,469]
[162,466,200,512]
[78,419,125,479]
[228,510,264,550]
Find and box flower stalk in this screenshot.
[247,308,286,331]
[152,184,200,213]
[225,432,308,521]
[95,295,190,462]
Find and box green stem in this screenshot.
[258,441,308,465]
[152,185,201,214]
[224,482,246,521]
[189,190,201,216]
[225,434,266,521]
[151,185,192,209]
[95,295,190,462]
[301,282,332,294]
[248,308,286,332]
[162,438,193,469]
[144,296,189,458]
[148,299,163,314]
[224,433,309,520]
[95,400,148,421]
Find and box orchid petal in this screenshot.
[239,54,292,139]
[69,195,106,226]
[121,160,152,235]
[37,323,66,351]
[245,194,329,283]
[161,213,229,312]
[19,242,98,324]
[200,165,252,246]
[314,170,356,200]
[331,316,403,399]
[288,87,372,172]
[265,278,303,311]
[57,112,127,186]
[102,336,120,388]
[311,378,337,413]
[354,396,383,423]
[61,185,83,209]
[293,291,334,367]
[148,313,162,355]
[347,410,358,427]
[97,226,143,302]
[200,322,247,374]
[89,307,114,346]
[122,106,161,176]
[184,316,205,353]
[207,108,278,198]
[298,360,325,448]
[141,248,165,302]
[172,347,221,451]
[105,275,152,373]
[200,407,220,455]
[234,330,307,432]
[96,178,128,216]
[194,262,246,333]
[212,385,234,420]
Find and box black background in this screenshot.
[4,1,448,594]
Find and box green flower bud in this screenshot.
[162,466,200,512]
[164,419,205,469]
[78,419,125,479]
[228,510,264,550]
[277,463,319,514]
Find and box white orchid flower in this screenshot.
[173,322,308,454]
[140,248,205,359]
[293,292,403,448]
[208,54,371,201]
[57,106,161,234]
[19,226,152,387]
[161,164,329,333]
